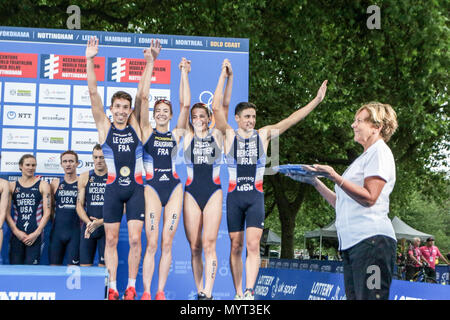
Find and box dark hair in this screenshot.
[19,154,36,167]
[154,99,173,115]
[60,150,79,163]
[111,91,132,107]
[191,103,212,118]
[235,102,257,116]
[93,144,102,151]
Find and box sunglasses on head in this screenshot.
[154,98,172,106]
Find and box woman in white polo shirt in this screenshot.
[289,102,398,300]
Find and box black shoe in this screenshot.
[197,292,213,300]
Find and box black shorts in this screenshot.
[341,235,396,300]
[226,190,265,232]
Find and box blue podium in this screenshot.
[0,265,108,300]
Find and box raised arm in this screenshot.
[211,59,233,135]
[138,40,161,136]
[222,59,233,120]
[178,58,192,134]
[86,37,109,141]
[260,80,328,141]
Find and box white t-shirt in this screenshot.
[335,139,396,250]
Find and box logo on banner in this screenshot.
[43,54,60,79]
[107,58,171,84]
[41,54,105,80]
[110,57,126,82]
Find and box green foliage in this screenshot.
[2,0,448,258]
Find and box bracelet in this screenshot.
[339,178,345,188]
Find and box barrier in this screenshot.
[0,265,108,300]
[255,267,450,300]
[269,258,449,283]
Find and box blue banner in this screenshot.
[255,267,450,300]
[0,265,107,300]
[0,26,249,300]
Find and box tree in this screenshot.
[1,0,448,257]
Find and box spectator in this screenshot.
[419,237,450,281]
[405,237,423,281]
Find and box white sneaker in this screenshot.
[234,294,243,300]
[243,289,255,300]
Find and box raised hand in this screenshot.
[144,39,161,63]
[315,80,328,103]
[222,59,233,77]
[85,36,99,60]
[179,57,191,73]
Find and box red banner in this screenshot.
[0,52,38,78]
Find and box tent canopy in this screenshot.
[261,229,281,245]
[304,221,337,239]
[390,216,433,241]
[304,216,433,241]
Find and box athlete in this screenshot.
[6,154,51,264]
[182,61,233,301]
[76,144,107,267]
[49,150,80,265]
[86,36,146,300]
[212,59,327,299]
[0,176,10,255]
[140,44,191,300]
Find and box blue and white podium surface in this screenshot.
[255,268,450,300]
[0,265,108,300]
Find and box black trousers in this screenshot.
[341,235,396,300]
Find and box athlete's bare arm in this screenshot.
[5,181,27,242]
[76,171,91,225]
[211,59,234,151]
[0,179,10,231]
[139,40,161,141]
[259,80,328,145]
[173,58,191,143]
[49,178,60,220]
[86,37,110,144]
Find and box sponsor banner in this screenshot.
[72,85,104,106]
[0,82,2,101]
[389,279,450,300]
[107,58,170,84]
[71,108,97,129]
[0,151,29,173]
[1,128,34,149]
[255,268,450,300]
[105,86,137,107]
[0,26,249,52]
[36,129,69,151]
[38,83,71,105]
[35,152,63,174]
[70,130,99,152]
[40,54,105,81]
[255,268,346,300]
[0,52,38,78]
[77,153,95,174]
[2,105,36,126]
[3,82,36,103]
[0,265,107,300]
[37,106,70,127]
